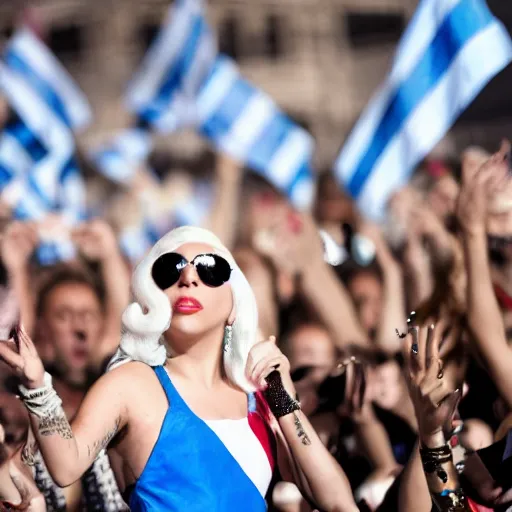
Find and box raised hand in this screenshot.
[403,325,460,445]
[0,222,38,273]
[72,219,118,262]
[246,336,294,392]
[457,139,510,236]
[245,336,295,396]
[253,212,324,277]
[0,326,45,390]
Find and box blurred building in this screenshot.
[0,0,511,167]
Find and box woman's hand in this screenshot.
[253,213,324,277]
[245,337,296,398]
[0,222,38,273]
[0,326,45,390]
[72,219,119,262]
[403,325,460,446]
[457,140,510,236]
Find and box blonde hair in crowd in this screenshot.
[108,226,259,393]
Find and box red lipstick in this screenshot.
[173,297,203,315]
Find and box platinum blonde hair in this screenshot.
[108,226,258,393]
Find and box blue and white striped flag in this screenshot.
[0,112,47,192]
[119,219,162,264]
[126,1,315,208]
[126,0,216,132]
[198,56,315,209]
[119,182,212,263]
[4,28,92,132]
[90,128,153,184]
[0,54,87,265]
[334,0,512,220]
[0,62,75,213]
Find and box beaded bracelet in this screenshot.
[420,444,453,484]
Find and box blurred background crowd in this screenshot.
[1,0,512,511]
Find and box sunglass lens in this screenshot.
[195,254,231,287]
[151,253,186,290]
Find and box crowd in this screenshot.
[0,0,512,509]
[0,130,511,511]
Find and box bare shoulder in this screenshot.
[94,361,156,390]
[82,362,159,412]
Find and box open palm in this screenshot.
[0,326,45,390]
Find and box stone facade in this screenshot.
[0,0,510,167]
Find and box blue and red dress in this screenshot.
[129,366,277,511]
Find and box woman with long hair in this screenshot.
[0,226,358,511]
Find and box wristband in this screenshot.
[18,372,63,418]
[263,370,301,419]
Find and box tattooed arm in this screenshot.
[248,340,358,511]
[0,328,132,489]
[25,366,130,488]
[277,411,358,512]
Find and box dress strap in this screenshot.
[153,366,184,410]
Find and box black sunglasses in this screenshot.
[151,252,232,290]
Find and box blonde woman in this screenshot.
[0,226,357,512]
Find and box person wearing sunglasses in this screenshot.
[0,226,358,512]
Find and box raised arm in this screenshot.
[256,213,370,349]
[247,338,359,512]
[401,324,467,511]
[72,220,130,366]
[456,142,512,409]
[359,222,406,354]
[353,402,400,477]
[0,326,129,487]
[207,153,243,250]
[0,222,39,335]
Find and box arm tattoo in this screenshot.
[87,417,121,460]
[21,442,38,467]
[293,412,311,446]
[37,408,73,440]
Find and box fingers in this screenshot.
[402,327,415,380]
[251,356,283,388]
[18,325,37,357]
[246,338,283,387]
[413,326,427,373]
[0,340,24,372]
[425,324,440,370]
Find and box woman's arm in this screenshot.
[206,153,243,250]
[457,147,512,409]
[463,228,512,406]
[353,404,400,475]
[402,233,433,312]
[248,339,359,512]
[360,223,406,354]
[398,442,432,512]
[402,324,469,511]
[253,213,370,350]
[0,328,132,488]
[29,368,130,487]
[277,410,358,512]
[72,220,130,365]
[301,257,371,350]
[0,222,39,335]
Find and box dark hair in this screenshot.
[36,266,105,317]
[335,259,383,288]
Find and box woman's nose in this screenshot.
[178,265,199,287]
